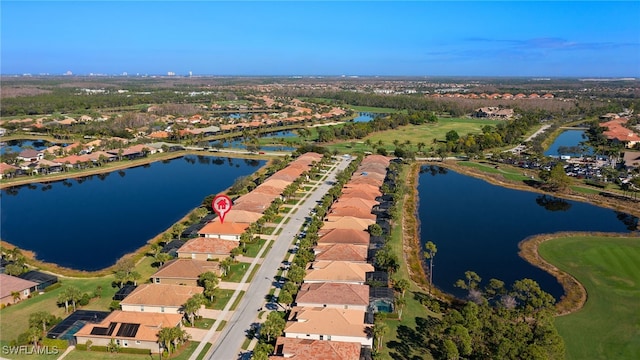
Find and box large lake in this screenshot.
[0,155,264,271]
[417,165,637,300]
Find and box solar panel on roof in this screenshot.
[116,323,140,338]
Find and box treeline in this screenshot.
[316,110,438,142]
[0,89,229,117]
[442,111,549,157]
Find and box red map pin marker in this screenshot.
[212,194,232,224]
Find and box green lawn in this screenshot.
[243,238,267,258]
[538,236,640,360]
[324,117,497,154]
[458,161,532,182]
[223,262,251,283]
[209,289,235,310]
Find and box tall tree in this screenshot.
[198,271,219,302]
[260,312,285,342]
[182,293,206,327]
[424,241,437,294]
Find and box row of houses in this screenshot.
[271,155,395,360]
[430,92,555,100]
[0,142,184,179]
[69,152,325,353]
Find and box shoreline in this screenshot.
[518,231,638,315]
[405,160,640,314]
[0,149,278,190]
[1,157,275,278]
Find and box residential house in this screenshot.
[151,259,221,286]
[295,283,370,311]
[270,337,362,360]
[622,151,640,170]
[321,217,375,231]
[304,261,374,285]
[284,307,372,347]
[314,244,368,263]
[74,310,183,353]
[120,284,203,314]
[197,221,249,241]
[17,149,44,162]
[177,237,239,260]
[0,163,20,179]
[0,274,38,306]
[317,229,370,246]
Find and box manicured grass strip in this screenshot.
[223,262,251,283]
[246,262,261,282]
[230,291,245,311]
[193,317,215,329]
[216,320,228,331]
[538,236,640,360]
[241,337,252,350]
[196,343,212,360]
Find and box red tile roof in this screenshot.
[270,337,361,360]
[314,243,368,262]
[178,237,239,255]
[295,282,370,307]
[198,221,249,236]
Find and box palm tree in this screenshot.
[157,328,174,356]
[11,291,21,304]
[182,294,206,327]
[395,295,406,321]
[373,320,388,352]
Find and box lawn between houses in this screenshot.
[538,235,640,360]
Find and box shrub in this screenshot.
[41,338,68,350]
[44,282,62,292]
[120,347,152,355]
[78,293,91,306]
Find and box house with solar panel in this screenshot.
[74,310,183,353]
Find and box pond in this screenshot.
[0,139,52,155]
[417,165,637,300]
[544,129,594,158]
[0,155,265,271]
[353,112,377,123]
[209,130,297,151]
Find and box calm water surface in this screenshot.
[0,139,52,155]
[0,155,264,270]
[544,130,594,157]
[418,166,637,300]
[210,130,297,151]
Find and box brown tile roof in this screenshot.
[331,198,379,210]
[326,209,376,221]
[0,274,38,298]
[234,192,279,205]
[220,210,263,223]
[317,229,370,245]
[75,310,183,342]
[0,163,19,173]
[120,284,203,307]
[339,190,381,202]
[271,337,361,360]
[321,217,375,231]
[344,177,384,187]
[305,261,374,283]
[232,200,269,213]
[361,155,391,165]
[296,282,369,307]
[178,237,238,256]
[198,221,249,236]
[55,154,90,164]
[314,244,368,262]
[285,307,370,339]
[152,259,221,280]
[256,179,292,192]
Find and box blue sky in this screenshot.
[2,1,639,77]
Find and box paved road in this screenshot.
[202,156,353,360]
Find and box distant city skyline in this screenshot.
[2,1,639,77]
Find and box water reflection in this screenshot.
[535,195,572,212]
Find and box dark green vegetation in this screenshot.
[539,236,640,360]
[383,272,564,360]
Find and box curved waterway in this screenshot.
[0,155,265,271]
[417,165,637,300]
